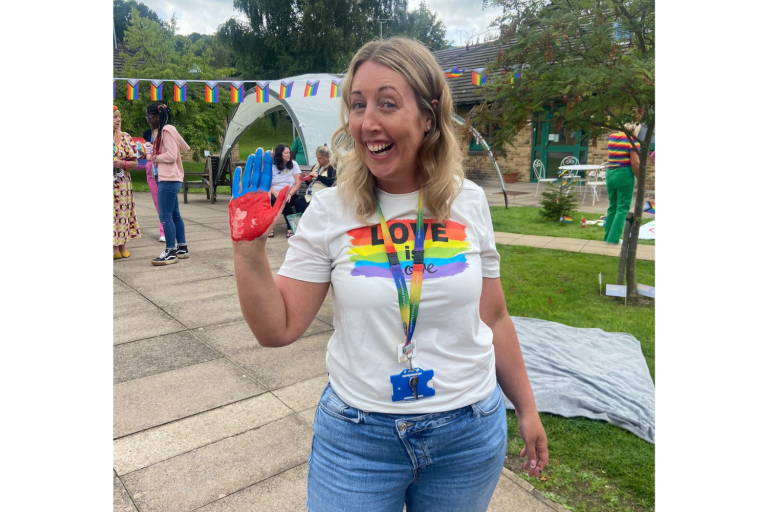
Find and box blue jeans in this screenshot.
[307,383,507,512]
[157,181,186,250]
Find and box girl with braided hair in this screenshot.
[146,102,191,265]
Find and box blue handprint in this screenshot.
[229,148,288,241]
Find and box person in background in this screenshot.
[113,105,141,259]
[294,144,336,213]
[269,143,302,238]
[603,122,641,244]
[146,102,190,265]
[142,128,165,242]
[291,134,307,165]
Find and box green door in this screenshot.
[530,110,590,182]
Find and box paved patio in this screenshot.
[113,181,653,511]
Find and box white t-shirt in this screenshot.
[271,161,301,191]
[277,180,501,414]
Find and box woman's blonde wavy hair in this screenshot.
[331,37,464,224]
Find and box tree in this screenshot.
[396,1,451,51]
[116,8,237,160]
[471,0,654,302]
[113,0,164,44]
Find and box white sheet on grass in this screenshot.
[503,316,655,444]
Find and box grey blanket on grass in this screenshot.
[503,316,655,444]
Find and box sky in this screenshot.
[136,0,505,46]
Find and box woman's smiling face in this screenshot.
[348,61,432,193]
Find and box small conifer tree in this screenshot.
[538,181,578,221]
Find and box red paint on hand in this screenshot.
[229,188,288,242]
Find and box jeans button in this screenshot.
[398,423,407,432]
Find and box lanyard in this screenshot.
[377,188,425,367]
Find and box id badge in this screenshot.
[390,368,435,402]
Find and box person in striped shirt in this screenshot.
[603,123,640,244]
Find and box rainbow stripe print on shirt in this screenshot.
[347,219,470,280]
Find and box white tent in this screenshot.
[217,73,343,180]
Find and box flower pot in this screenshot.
[503,173,519,183]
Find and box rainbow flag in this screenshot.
[113,80,116,99]
[231,81,244,103]
[562,216,573,224]
[510,71,522,84]
[205,81,219,103]
[279,81,293,100]
[347,219,470,280]
[255,81,269,103]
[127,79,140,100]
[471,68,487,86]
[150,80,163,101]
[304,80,319,97]
[173,80,187,102]
[444,67,464,78]
[330,79,342,98]
[643,201,655,214]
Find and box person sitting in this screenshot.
[269,143,302,238]
[294,144,337,213]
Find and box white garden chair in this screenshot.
[533,159,558,198]
[559,155,580,195]
[582,168,607,206]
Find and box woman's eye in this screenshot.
[381,101,396,109]
[351,101,365,110]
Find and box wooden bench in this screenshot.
[182,156,215,204]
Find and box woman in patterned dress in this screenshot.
[113,105,141,259]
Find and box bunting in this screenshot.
[510,71,522,84]
[205,81,219,103]
[231,81,244,103]
[304,80,319,97]
[444,67,464,78]
[330,79,342,98]
[279,81,293,100]
[173,80,187,102]
[127,79,140,100]
[113,80,116,100]
[150,80,163,101]
[255,81,269,103]
[471,68,487,86]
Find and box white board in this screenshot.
[639,220,655,240]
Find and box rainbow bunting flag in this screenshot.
[471,68,487,86]
[255,81,269,103]
[173,80,187,102]
[231,81,244,103]
[643,201,655,214]
[150,80,163,101]
[205,81,219,103]
[562,216,573,224]
[330,79,342,98]
[444,67,465,78]
[113,80,116,99]
[127,79,140,100]
[304,80,319,97]
[279,81,293,100]
[510,71,522,84]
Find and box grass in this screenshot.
[490,206,655,245]
[497,245,655,511]
[128,114,295,195]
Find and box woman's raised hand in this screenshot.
[229,148,288,242]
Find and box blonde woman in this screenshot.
[113,105,141,259]
[293,144,337,213]
[228,38,548,511]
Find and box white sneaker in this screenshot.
[159,236,166,242]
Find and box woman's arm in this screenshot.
[288,173,301,196]
[233,237,329,347]
[151,131,180,164]
[480,276,549,476]
[630,151,640,178]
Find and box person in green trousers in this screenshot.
[604,123,641,244]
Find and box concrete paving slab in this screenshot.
[196,464,309,512]
[315,300,335,327]
[543,238,590,251]
[122,414,312,512]
[113,476,139,512]
[161,293,244,329]
[487,469,557,512]
[113,394,293,475]
[113,331,222,384]
[493,231,525,243]
[636,246,656,261]
[510,235,557,248]
[196,318,333,360]
[138,276,236,307]
[114,277,134,295]
[224,331,332,391]
[272,374,329,413]
[298,407,316,426]
[113,358,266,438]
[116,262,230,289]
[580,240,622,257]
[182,237,236,254]
[114,306,187,346]
[113,291,157,315]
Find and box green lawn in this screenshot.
[498,245,655,511]
[490,206,655,245]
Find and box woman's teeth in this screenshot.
[367,143,393,155]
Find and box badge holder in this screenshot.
[390,367,435,402]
